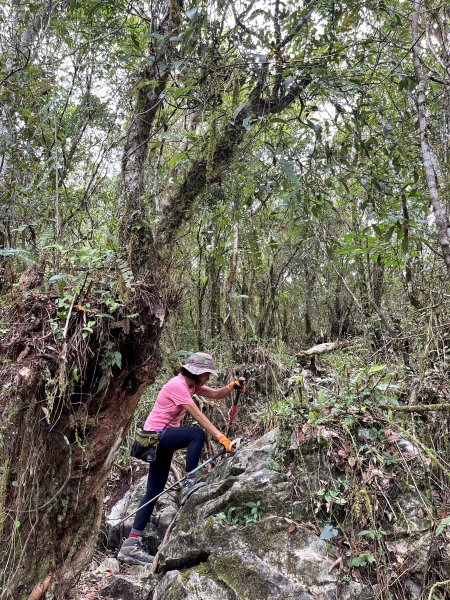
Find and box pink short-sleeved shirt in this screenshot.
[144,374,207,430]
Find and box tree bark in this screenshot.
[0,275,166,598]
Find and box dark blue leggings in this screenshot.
[131,426,205,533]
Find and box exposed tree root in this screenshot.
[26,575,53,600]
[427,579,450,600]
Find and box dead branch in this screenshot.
[299,341,353,356]
[382,403,450,413]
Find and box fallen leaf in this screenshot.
[288,521,298,533]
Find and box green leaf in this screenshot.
[136,79,159,89]
[165,86,192,97]
[97,375,107,392]
[436,515,450,536]
[347,553,375,568]
[384,225,396,242]
[358,529,375,540]
[113,351,122,369]
[167,151,187,167]
[372,224,383,238]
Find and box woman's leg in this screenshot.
[119,427,206,564]
[130,426,205,533]
[160,426,205,472]
[131,446,174,534]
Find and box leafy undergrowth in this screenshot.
[269,350,450,598]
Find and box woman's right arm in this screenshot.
[183,402,222,438]
[184,402,235,452]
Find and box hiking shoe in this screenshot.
[117,538,154,566]
[180,477,196,504]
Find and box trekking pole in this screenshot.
[115,438,241,526]
[225,376,247,438]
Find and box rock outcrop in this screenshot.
[101,431,376,599]
[92,425,445,600]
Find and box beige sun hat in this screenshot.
[182,352,217,376]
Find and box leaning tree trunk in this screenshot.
[0,267,169,599]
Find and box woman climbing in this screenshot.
[117,351,245,565]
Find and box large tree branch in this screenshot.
[155,77,311,248]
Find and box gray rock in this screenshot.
[95,557,120,575]
[386,532,433,573]
[99,574,152,599]
[389,492,433,535]
[152,569,236,600]
[160,516,338,597]
[209,551,316,599]
[404,579,423,599]
[338,581,376,599]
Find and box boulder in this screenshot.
[160,516,338,598]
[155,431,341,599]
[96,429,437,599]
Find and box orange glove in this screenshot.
[216,434,234,453]
[228,377,247,393]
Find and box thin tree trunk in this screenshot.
[224,223,239,342]
[401,192,422,309]
[412,0,450,277]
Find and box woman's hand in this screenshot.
[228,377,247,393]
[216,434,235,453]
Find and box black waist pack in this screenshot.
[131,426,161,463]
